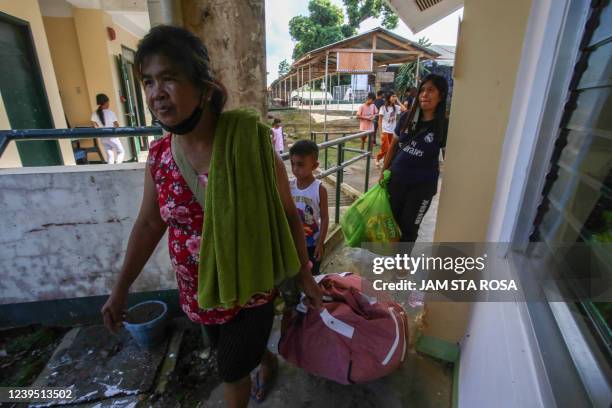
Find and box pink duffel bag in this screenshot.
[278,272,408,384]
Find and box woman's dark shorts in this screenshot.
[202,301,274,383]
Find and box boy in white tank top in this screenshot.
[289,140,329,275]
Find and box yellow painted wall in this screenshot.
[0,90,21,168]
[43,10,146,129]
[426,0,532,343]
[69,8,149,160]
[73,8,117,120]
[42,16,91,127]
[0,0,75,166]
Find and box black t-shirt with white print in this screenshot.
[390,112,448,184]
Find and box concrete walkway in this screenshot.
[29,135,446,407]
[203,318,452,407]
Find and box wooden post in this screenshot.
[324,52,328,132]
[416,55,421,86]
[289,74,293,107]
[309,63,312,133]
[350,74,354,115]
[337,72,340,110]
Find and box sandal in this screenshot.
[250,357,279,403]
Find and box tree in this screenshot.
[394,37,432,96]
[289,0,399,60]
[343,0,398,30]
[289,0,352,59]
[278,59,291,76]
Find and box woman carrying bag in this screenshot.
[380,74,449,243]
[100,25,322,407]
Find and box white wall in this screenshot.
[0,164,174,304]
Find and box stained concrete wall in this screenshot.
[0,164,174,304]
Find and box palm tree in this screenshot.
[395,37,432,95]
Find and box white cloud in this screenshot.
[266,1,463,85]
[265,0,308,85]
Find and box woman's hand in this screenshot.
[313,242,324,261]
[101,288,128,333]
[99,166,167,334]
[299,268,323,310]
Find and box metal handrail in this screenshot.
[310,130,353,135]
[0,126,372,225]
[297,129,374,223]
[0,126,164,158]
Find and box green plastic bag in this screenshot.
[340,170,402,247]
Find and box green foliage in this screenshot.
[309,0,344,26]
[278,59,291,76]
[394,37,432,95]
[289,0,398,60]
[343,0,399,29]
[289,0,347,59]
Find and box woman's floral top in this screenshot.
[147,134,274,325]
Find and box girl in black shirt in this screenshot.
[380,74,449,243]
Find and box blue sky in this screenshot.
[265,0,464,85]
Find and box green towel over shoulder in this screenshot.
[197,109,300,309]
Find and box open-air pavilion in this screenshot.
[269,27,440,129]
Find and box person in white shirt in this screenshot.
[270,118,286,154]
[91,93,125,164]
[376,91,404,167]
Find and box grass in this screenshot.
[269,110,369,166]
[317,138,370,170]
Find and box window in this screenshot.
[517,0,612,405]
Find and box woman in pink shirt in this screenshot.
[356,92,378,150]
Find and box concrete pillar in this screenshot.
[148,0,183,26]
[181,0,267,116]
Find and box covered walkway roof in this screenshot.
[270,27,440,91]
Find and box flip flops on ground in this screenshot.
[250,358,279,403]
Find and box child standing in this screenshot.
[372,90,385,146]
[356,92,378,151]
[289,140,329,275]
[376,91,403,167]
[91,93,124,164]
[271,118,286,155]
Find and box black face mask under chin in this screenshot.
[158,104,204,135]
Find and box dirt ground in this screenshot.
[0,325,69,389]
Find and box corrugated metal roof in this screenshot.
[271,27,441,87]
[293,27,439,65]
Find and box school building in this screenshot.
[0,0,152,167]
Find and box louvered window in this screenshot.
[529,0,612,365]
[415,0,443,12]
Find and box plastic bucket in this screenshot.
[123,300,168,347]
